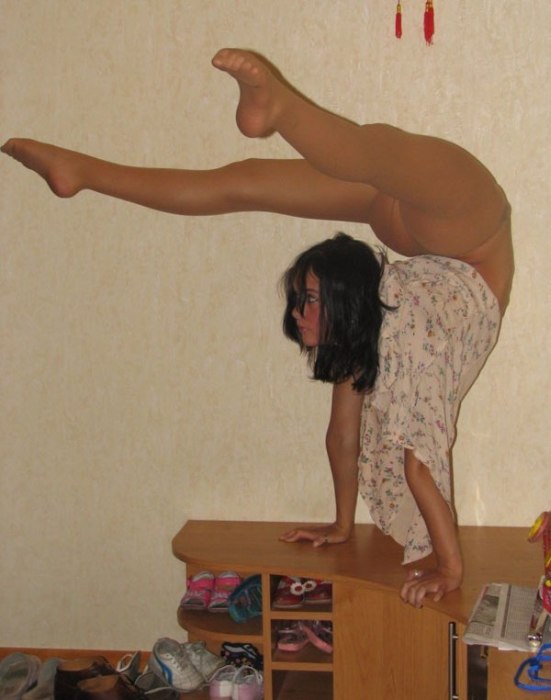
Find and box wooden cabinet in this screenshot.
[172,521,542,699]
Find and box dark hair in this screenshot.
[282,232,391,393]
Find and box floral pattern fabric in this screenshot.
[358,255,501,564]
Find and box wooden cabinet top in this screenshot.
[172,520,542,623]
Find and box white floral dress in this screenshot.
[358,255,501,564]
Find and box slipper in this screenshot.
[208,572,242,613]
[179,570,215,610]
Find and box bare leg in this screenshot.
[212,48,513,309]
[1,138,376,221]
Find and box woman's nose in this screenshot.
[291,306,301,320]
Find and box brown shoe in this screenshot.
[54,657,115,700]
[76,675,144,700]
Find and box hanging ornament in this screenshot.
[424,0,435,45]
[395,2,403,39]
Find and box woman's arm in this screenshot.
[280,378,363,546]
[400,449,463,608]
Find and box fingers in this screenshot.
[279,528,317,543]
[279,528,335,546]
[400,571,453,608]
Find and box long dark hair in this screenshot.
[282,232,391,393]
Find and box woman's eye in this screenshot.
[306,294,319,303]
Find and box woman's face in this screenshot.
[292,271,321,347]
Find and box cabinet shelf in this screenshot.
[270,604,332,621]
[177,607,263,646]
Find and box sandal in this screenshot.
[275,622,309,653]
[208,572,242,613]
[179,570,214,610]
[228,575,262,623]
[304,579,332,605]
[301,620,333,654]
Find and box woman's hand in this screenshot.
[279,522,351,548]
[400,564,462,608]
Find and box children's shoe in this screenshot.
[301,621,333,654]
[220,643,263,672]
[208,665,236,700]
[182,641,225,682]
[303,580,332,605]
[228,575,262,623]
[231,666,263,700]
[179,571,215,610]
[272,576,308,609]
[208,572,242,613]
[275,622,309,653]
[148,638,204,693]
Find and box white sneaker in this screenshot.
[183,641,225,681]
[149,638,204,693]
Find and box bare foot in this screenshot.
[1,138,86,197]
[211,48,285,138]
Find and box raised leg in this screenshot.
[1,138,376,222]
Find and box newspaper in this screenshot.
[463,582,540,651]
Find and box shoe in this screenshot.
[182,641,224,682]
[208,572,242,613]
[148,638,204,693]
[22,658,61,700]
[275,622,309,653]
[208,665,236,700]
[272,577,309,609]
[76,674,143,699]
[303,580,332,605]
[0,653,41,700]
[220,643,262,672]
[228,575,262,623]
[115,652,141,683]
[54,656,115,700]
[301,621,333,654]
[230,666,263,700]
[134,671,179,700]
[179,571,215,610]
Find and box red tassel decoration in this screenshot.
[395,3,402,39]
[424,0,434,45]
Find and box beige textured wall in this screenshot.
[1,1,549,650]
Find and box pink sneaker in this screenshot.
[209,665,237,700]
[231,666,263,700]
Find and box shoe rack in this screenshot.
[177,569,332,700]
[172,519,544,700]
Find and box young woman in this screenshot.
[2,49,513,607]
